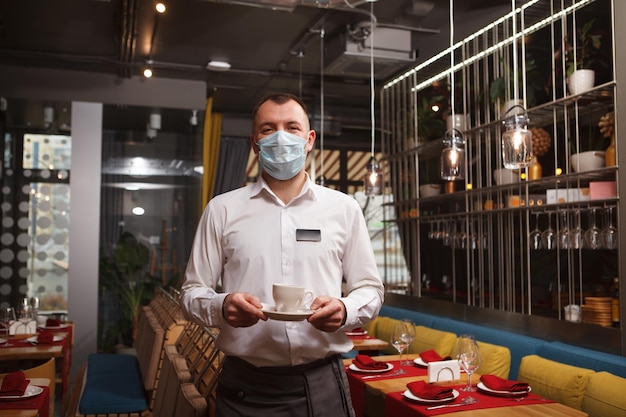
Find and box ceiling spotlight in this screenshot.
[143,60,154,78]
[207,60,231,72]
[155,2,166,13]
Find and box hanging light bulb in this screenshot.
[501,105,533,168]
[441,129,465,180]
[362,3,382,196]
[440,0,465,183]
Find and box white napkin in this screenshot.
[427,359,461,383]
[9,320,37,335]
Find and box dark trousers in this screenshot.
[216,355,356,417]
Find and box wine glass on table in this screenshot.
[18,298,34,328]
[391,321,412,374]
[401,320,416,365]
[456,334,482,404]
[1,307,16,335]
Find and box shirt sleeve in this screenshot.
[339,198,385,329]
[179,201,228,328]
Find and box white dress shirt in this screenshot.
[180,174,384,367]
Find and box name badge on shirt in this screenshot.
[296,229,321,242]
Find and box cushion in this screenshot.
[367,317,405,355]
[79,372,147,414]
[518,355,594,410]
[407,326,456,358]
[476,341,511,379]
[583,371,626,417]
[537,342,626,378]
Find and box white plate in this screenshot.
[403,388,459,404]
[348,362,394,373]
[38,323,70,330]
[413,357,427,367]
[0,384,44,400]
[0,337,7,344]
[477,382,531,396]
[26,335,65,343]
[261,304,314,321]
[345,330,368,336]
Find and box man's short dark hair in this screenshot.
[252,93,309,126]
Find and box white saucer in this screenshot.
[26,335,65,343]
[477,382,531,396]
[0,337,7,344]
[348,362,393,373]
[403,388,459,403]
[0,384,44,400]
[345,330,368,336]
[261,304,314,321]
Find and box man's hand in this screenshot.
[307,296,346,332]
[222,292,267,327]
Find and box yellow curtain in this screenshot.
[202,97,223,209]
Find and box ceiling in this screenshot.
[0,0,515,145]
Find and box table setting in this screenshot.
[0,371,50,417]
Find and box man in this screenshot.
[180,92,384,417]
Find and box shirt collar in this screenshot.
[250,173,318,203]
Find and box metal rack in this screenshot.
[380,0,619,326]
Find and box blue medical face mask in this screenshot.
[256,130,307,180]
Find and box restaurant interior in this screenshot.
[1,0,626,416]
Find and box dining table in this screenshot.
[346,330,390,354]
[0,377,51,417]
[0,324,72,412]
[343,354,589,417]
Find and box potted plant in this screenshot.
[99,232,160,350]
[563,18,606,95]
[490,53,543,113]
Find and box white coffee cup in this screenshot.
[273,284,314,312]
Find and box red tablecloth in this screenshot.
[385,385,554,416]
[346,360,428,417]
[0,385,50,417]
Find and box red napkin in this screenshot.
[353,354,388,370]
[37,331,55,343]
[480,374,529,392]
[419,349,443,363]
[45,318,61,327]
[0,371,29,396]
[407,380,454,400]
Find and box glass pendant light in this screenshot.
[501,105,533,168]
[363,3,382,196]
[441,129,465,180]
[440,0,465,182]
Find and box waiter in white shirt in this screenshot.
[180,92,384,417]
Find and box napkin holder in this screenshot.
[427,359,461,383]
[9,320,36,335]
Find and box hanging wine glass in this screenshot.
[584,208,601,250]
[529,212,542,250]
[557,211,569,250]
[569,210,584,250]
[601,207,618,250]
[541,212,556,250]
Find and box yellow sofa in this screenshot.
[582,371,626,417]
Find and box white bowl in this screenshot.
[419,184,441,197]
[493,168,520,185]
[571,151,605,172]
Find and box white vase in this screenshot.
[567,69,595,95]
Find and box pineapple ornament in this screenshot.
[599,111,615,167]
[528,127,552,180]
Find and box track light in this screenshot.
[155,2,166,13]
[143,61,153,78]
